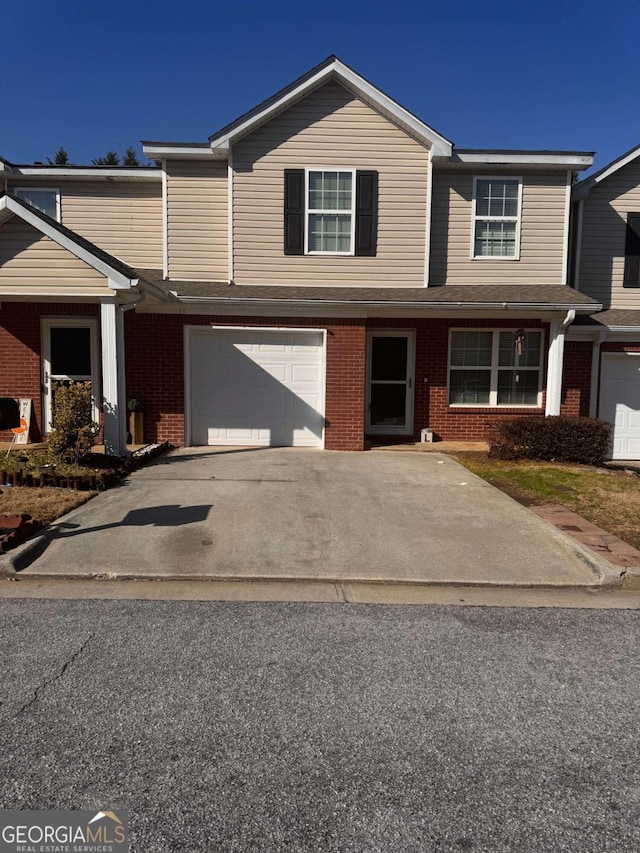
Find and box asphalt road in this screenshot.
[0,600,639,852]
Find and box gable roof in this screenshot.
[0,193,138,288]
[574,142,640,198]
[207,55,453,158]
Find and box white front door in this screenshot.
[188,327,326,447]
[366,331,415,435]
[42,319,100,432]
[600,353,640,460]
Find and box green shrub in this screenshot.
[47,382,100,464]
[488,416,612,465]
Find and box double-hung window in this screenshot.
[15,188,60,221]
[449,329,542,407]
[284,169,378,256]
[306,170,354,254]
[472,177,522,259]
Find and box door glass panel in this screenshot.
[51,327,91,376]
[370,384,406,427]
[371,337,408,381]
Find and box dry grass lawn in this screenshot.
[0,486,95,527]
[453,452,640,550]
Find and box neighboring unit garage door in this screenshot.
[189,328,325,447]
[600,354,640,460]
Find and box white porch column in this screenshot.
[545,311,575,417]
[100,295,127,456]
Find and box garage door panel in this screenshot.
[189,329,325,448]
[600,355,640,460]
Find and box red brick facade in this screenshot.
[0,302,99,443]
[366,317,549,443]
[1,304,613,451]
[124,313,367,451]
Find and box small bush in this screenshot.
[488,416,612,465]
[48,382,100,464]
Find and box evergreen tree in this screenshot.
[92,151,120,166]
[47,147,70,165]
[123,146,140,166]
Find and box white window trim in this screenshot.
[41,317,101,432]
[304,167,356,256]
[15,186,61,222]
[470,176,523,261]
[447,327,544,408]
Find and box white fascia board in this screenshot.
[452,152,594,168]
[12,167,161,180]
[1,195,134,289]
[209,59,453,157]
[142,143,219,160]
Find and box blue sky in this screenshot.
[2,0,638,175]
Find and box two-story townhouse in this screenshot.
[0,56,599,456]
[569,146,640,459]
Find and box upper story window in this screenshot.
[472,177,522,259]
[449,329,542,407]
[307,170,354,254]
[623,213,640,287]
[15,188,60,221]
[284,169,378,257]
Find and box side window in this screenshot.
[15,188,60,221]
[284,169,378,257]
[472,177,522,259]
[623,213,640,287]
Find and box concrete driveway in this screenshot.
[9,447,604,586]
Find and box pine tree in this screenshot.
[92,151,120,166]
[47,147,70,165]
[123,146,140,166]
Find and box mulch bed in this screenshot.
[0,442,174,492]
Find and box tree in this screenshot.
[123,146,140,166]
[47,147,70,165]
[92,151,120,166]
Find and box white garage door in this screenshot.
[188,328,325,447]
[600,354,640,460]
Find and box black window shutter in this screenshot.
[355,170,378,256]
[284,170,304,255]
[624,214,640,286]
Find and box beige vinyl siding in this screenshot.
[56,181,162,268]
[578,159,640,309]
[0,218,111,295]
[430,169,567,285]
[166,160,228,281]
[233,81,429,286]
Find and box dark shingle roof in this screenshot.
[135,269,600,309]
[574,309,640,328]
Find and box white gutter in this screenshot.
[175,295,600,312]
